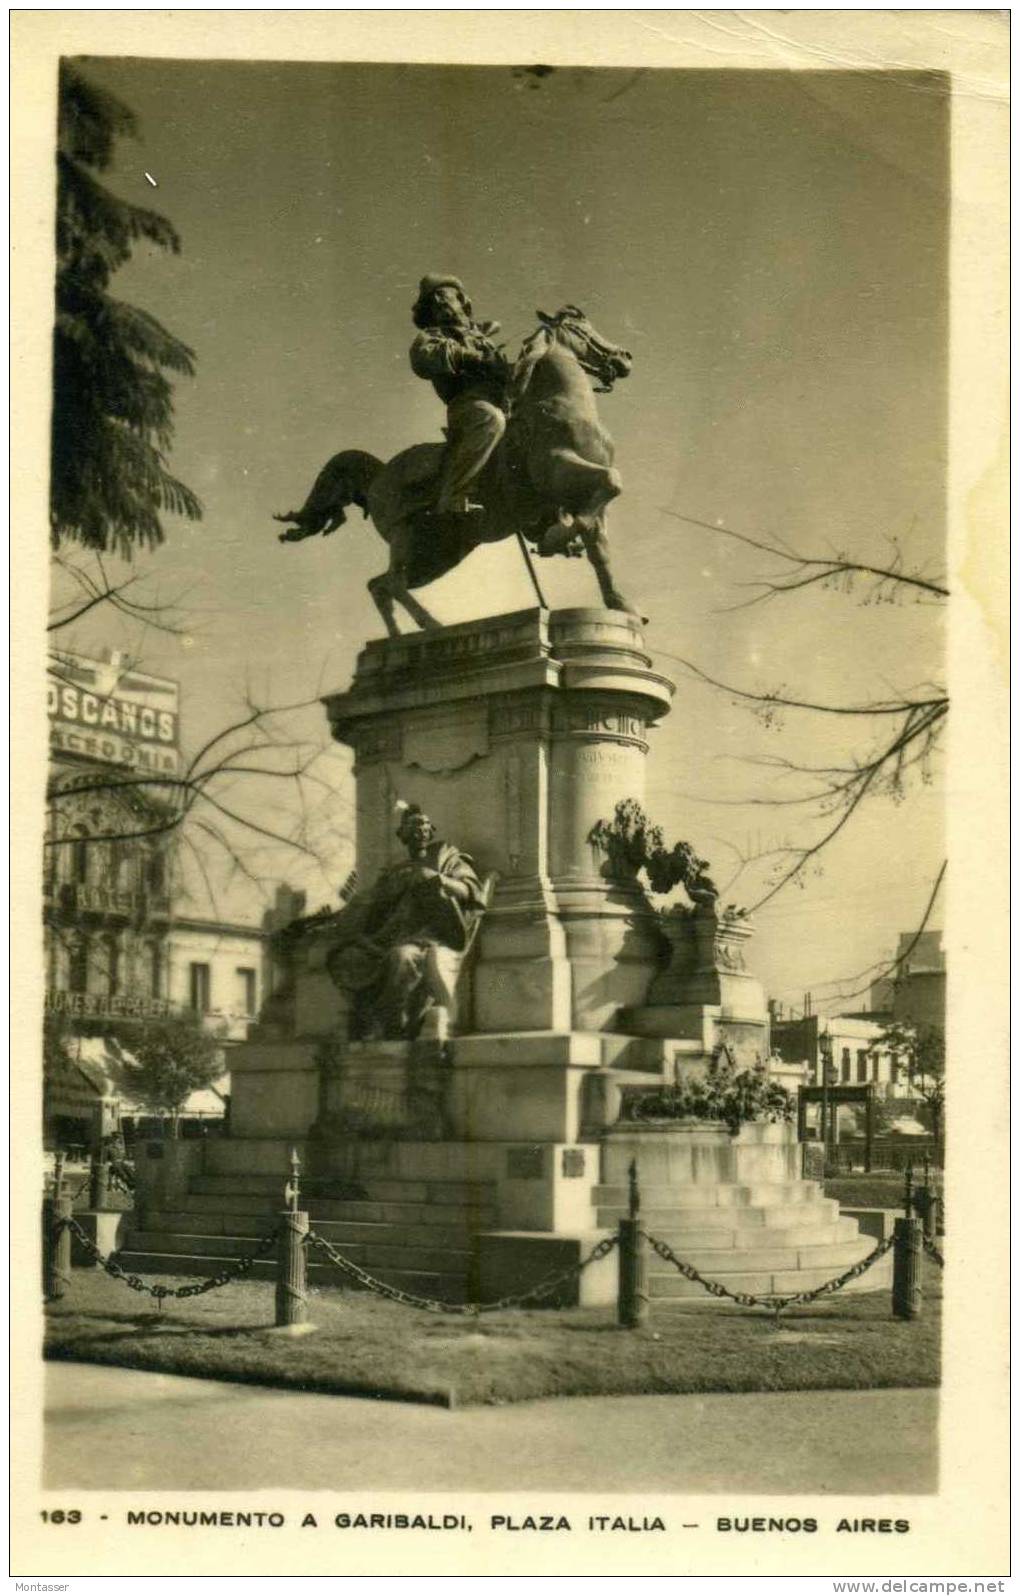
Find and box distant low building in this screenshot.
[165,919,266,1044]
[769,1010,904,1098]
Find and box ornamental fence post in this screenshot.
[892,1215,923,1321]
[44,1155,73,1301]
[275,1147,310,1330]
[903,1162,914,1218]
[617,1158,649,1329]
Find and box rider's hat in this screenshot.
[412,274,471,328]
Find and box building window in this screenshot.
[189,962,211,1015]
[841,1047,851,1083]
[101,936,120,997]
[109,842,132,893]
[142,943,162,999]
[68,939,89,994]
[147,849,166,895]
[70,824,90,885]
[856,1049,869,1083]
[235,967,257,1016]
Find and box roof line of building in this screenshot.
[169,916,267,938]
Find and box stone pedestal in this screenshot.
[322,607,673,1034]
[127,608,885,1308]
[621,902,769,1069]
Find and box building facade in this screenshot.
[769,1011,904,1097]
[165,919,266,1043]
[44,649,268,1146]
[870,929,946,1031]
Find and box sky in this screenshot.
[52,59,948,1011]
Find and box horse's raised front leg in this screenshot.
[538,450,622,555]
[578,519,639,618]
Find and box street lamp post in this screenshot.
[819,1031,833,1161]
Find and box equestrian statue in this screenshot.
[275,274,636,636]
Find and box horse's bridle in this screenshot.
[541,308,630,394]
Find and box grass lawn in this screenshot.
[45,1266,941,1409]
[825,1175,908,1210]
[825,1173,943,1215]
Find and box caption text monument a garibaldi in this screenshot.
[126,279,883,1307]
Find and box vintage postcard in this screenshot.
[10,9,1009,1583]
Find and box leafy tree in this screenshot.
[108,1013,223,1136]
[879,1020,945,1144]
[51,62,201,557]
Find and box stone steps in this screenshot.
[114,1247,469,1303]
[132,1214,479,1255]
[189,1173,497,1207]
[645,1236,872,1278]
[596,1199,841,1230]
[593,1180,824,1209]
[168,1192,499,1229]
[190,1174,300,1196]
[124,1169,500,1305]
[123,1228,475,1276]
[645,1231,890,1303]
[126,1152,883,1311]
[637,1218,862,1250]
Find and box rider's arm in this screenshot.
[410,330,501,381]
[410,330,469,380]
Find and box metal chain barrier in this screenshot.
[54,1215,281,1302]
[306,1228,618,1315]
[643,1230,896,1316]
[922,1235,945,1269]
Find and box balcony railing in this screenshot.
[44,882,173,919]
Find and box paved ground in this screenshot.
[45,1364,939,1494]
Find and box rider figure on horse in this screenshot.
[409,275,511,520]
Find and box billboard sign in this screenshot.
[48,650,181,776]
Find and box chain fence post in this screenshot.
[275,1147,312,1332]
[892,1215,923,1320]
[44,1154,73,1301]
[89,1150,110,1211]
[921,1179,939,1244]
[617,1158,649,1329]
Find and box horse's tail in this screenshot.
[274,449,384,541]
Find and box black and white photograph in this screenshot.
[11,9,1008,1583]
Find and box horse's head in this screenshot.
[537,305,632,392]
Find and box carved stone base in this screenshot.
[321,607,674,1034]
[313,1038,452,1143]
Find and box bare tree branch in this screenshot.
[656,651,947,719]
[49,555,197,637]
[660,509,950,599]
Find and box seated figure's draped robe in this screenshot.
[327,840,486,1039]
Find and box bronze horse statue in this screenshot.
[275,306,636,636]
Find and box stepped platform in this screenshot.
[122,1133,890,1309]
